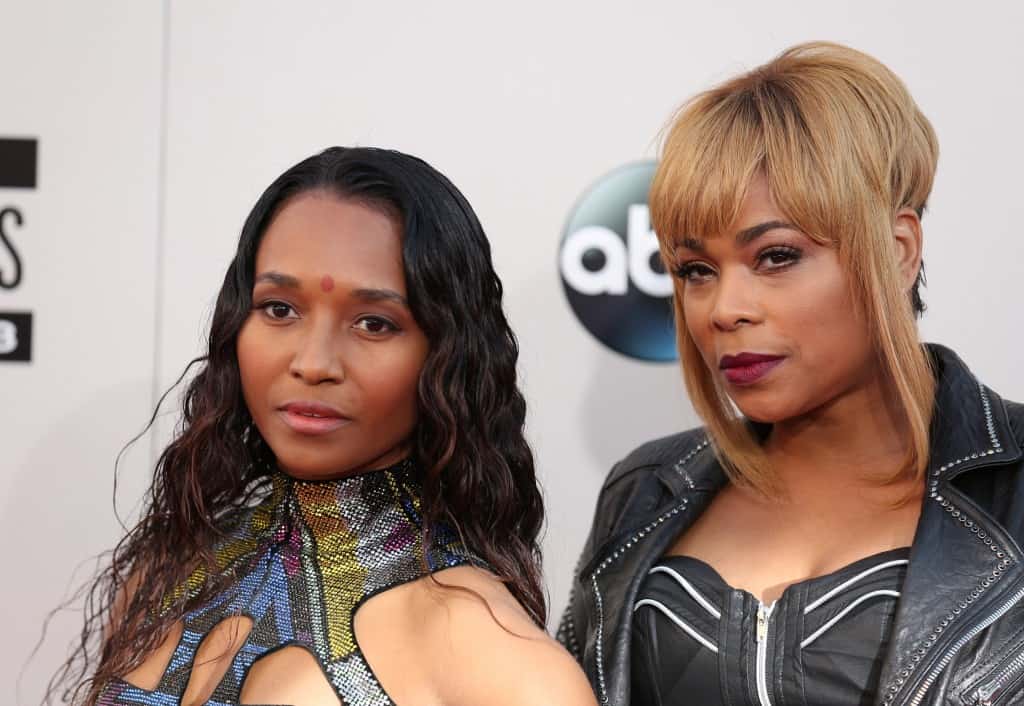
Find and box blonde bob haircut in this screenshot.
[649,41,938,496]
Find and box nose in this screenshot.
[709,267,761,332]
[289,320,344,385]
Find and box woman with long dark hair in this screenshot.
[559,43,1024,705]
[51,147,596,705]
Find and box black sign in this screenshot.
[0,138,38,189]
[1,137,36,362]
[0,311,32,362]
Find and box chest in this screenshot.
[668,486,921,603]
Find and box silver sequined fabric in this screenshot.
[97,459,480,705]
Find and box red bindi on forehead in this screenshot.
[320,275,335,293]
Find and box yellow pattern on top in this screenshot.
[296,482,368,660]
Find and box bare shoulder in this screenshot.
[411,566,598,706]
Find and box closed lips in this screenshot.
[279,401,348,418]
[718,353,785,385]
[277,402,352,434]
[719,353,784,369]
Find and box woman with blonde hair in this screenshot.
[559,43,1024,705]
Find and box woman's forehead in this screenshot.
[256,194,405,286]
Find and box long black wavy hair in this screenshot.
[50,147,545,703]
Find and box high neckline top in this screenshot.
[99,458,482,705]
[632,547,911,706]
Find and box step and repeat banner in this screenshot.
[3,1,1024,701]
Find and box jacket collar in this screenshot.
[924,343,1021,480]
[876,344,1023,705]
[653,435,726,498]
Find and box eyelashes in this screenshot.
[256,300,298,320]
[673,246,803,283]
[252,300,400,335]
[352,316,400,334]
[758,245,801,268]
[673,262,715,282]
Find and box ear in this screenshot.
[893,207,923,292]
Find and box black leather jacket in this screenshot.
[558,345,1024,705]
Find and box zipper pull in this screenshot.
[757,603,768,642]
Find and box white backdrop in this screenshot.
[3,2,1023,702]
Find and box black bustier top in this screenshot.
[632,548,910,706]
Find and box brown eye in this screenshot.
[354,316,398,335]
[757,246,801,270]
[673,262,716,283]
[258,301,298,320]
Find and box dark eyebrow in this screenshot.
[253,274,408,307]
[254,271,301,288]
[678,220,799,253]
[680,236,704,252]
[352,288,408,307]
[735,220,798,246]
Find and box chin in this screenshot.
[269,446,351,481]
[731,394,797,425]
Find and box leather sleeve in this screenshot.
[556,460,623,663]
[555,429,704,663]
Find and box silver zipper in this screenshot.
[756,601,776,706]
[908,583,1024,705]
[976,649,1024,705]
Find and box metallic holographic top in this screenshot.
[98,459,481,705]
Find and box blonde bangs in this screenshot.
[650,91,765,251]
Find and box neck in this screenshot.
[764,367,913,499]
[273,457,421,527]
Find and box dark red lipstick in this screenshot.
[718,353,785,385]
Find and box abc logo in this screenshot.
[559,162,676,362]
